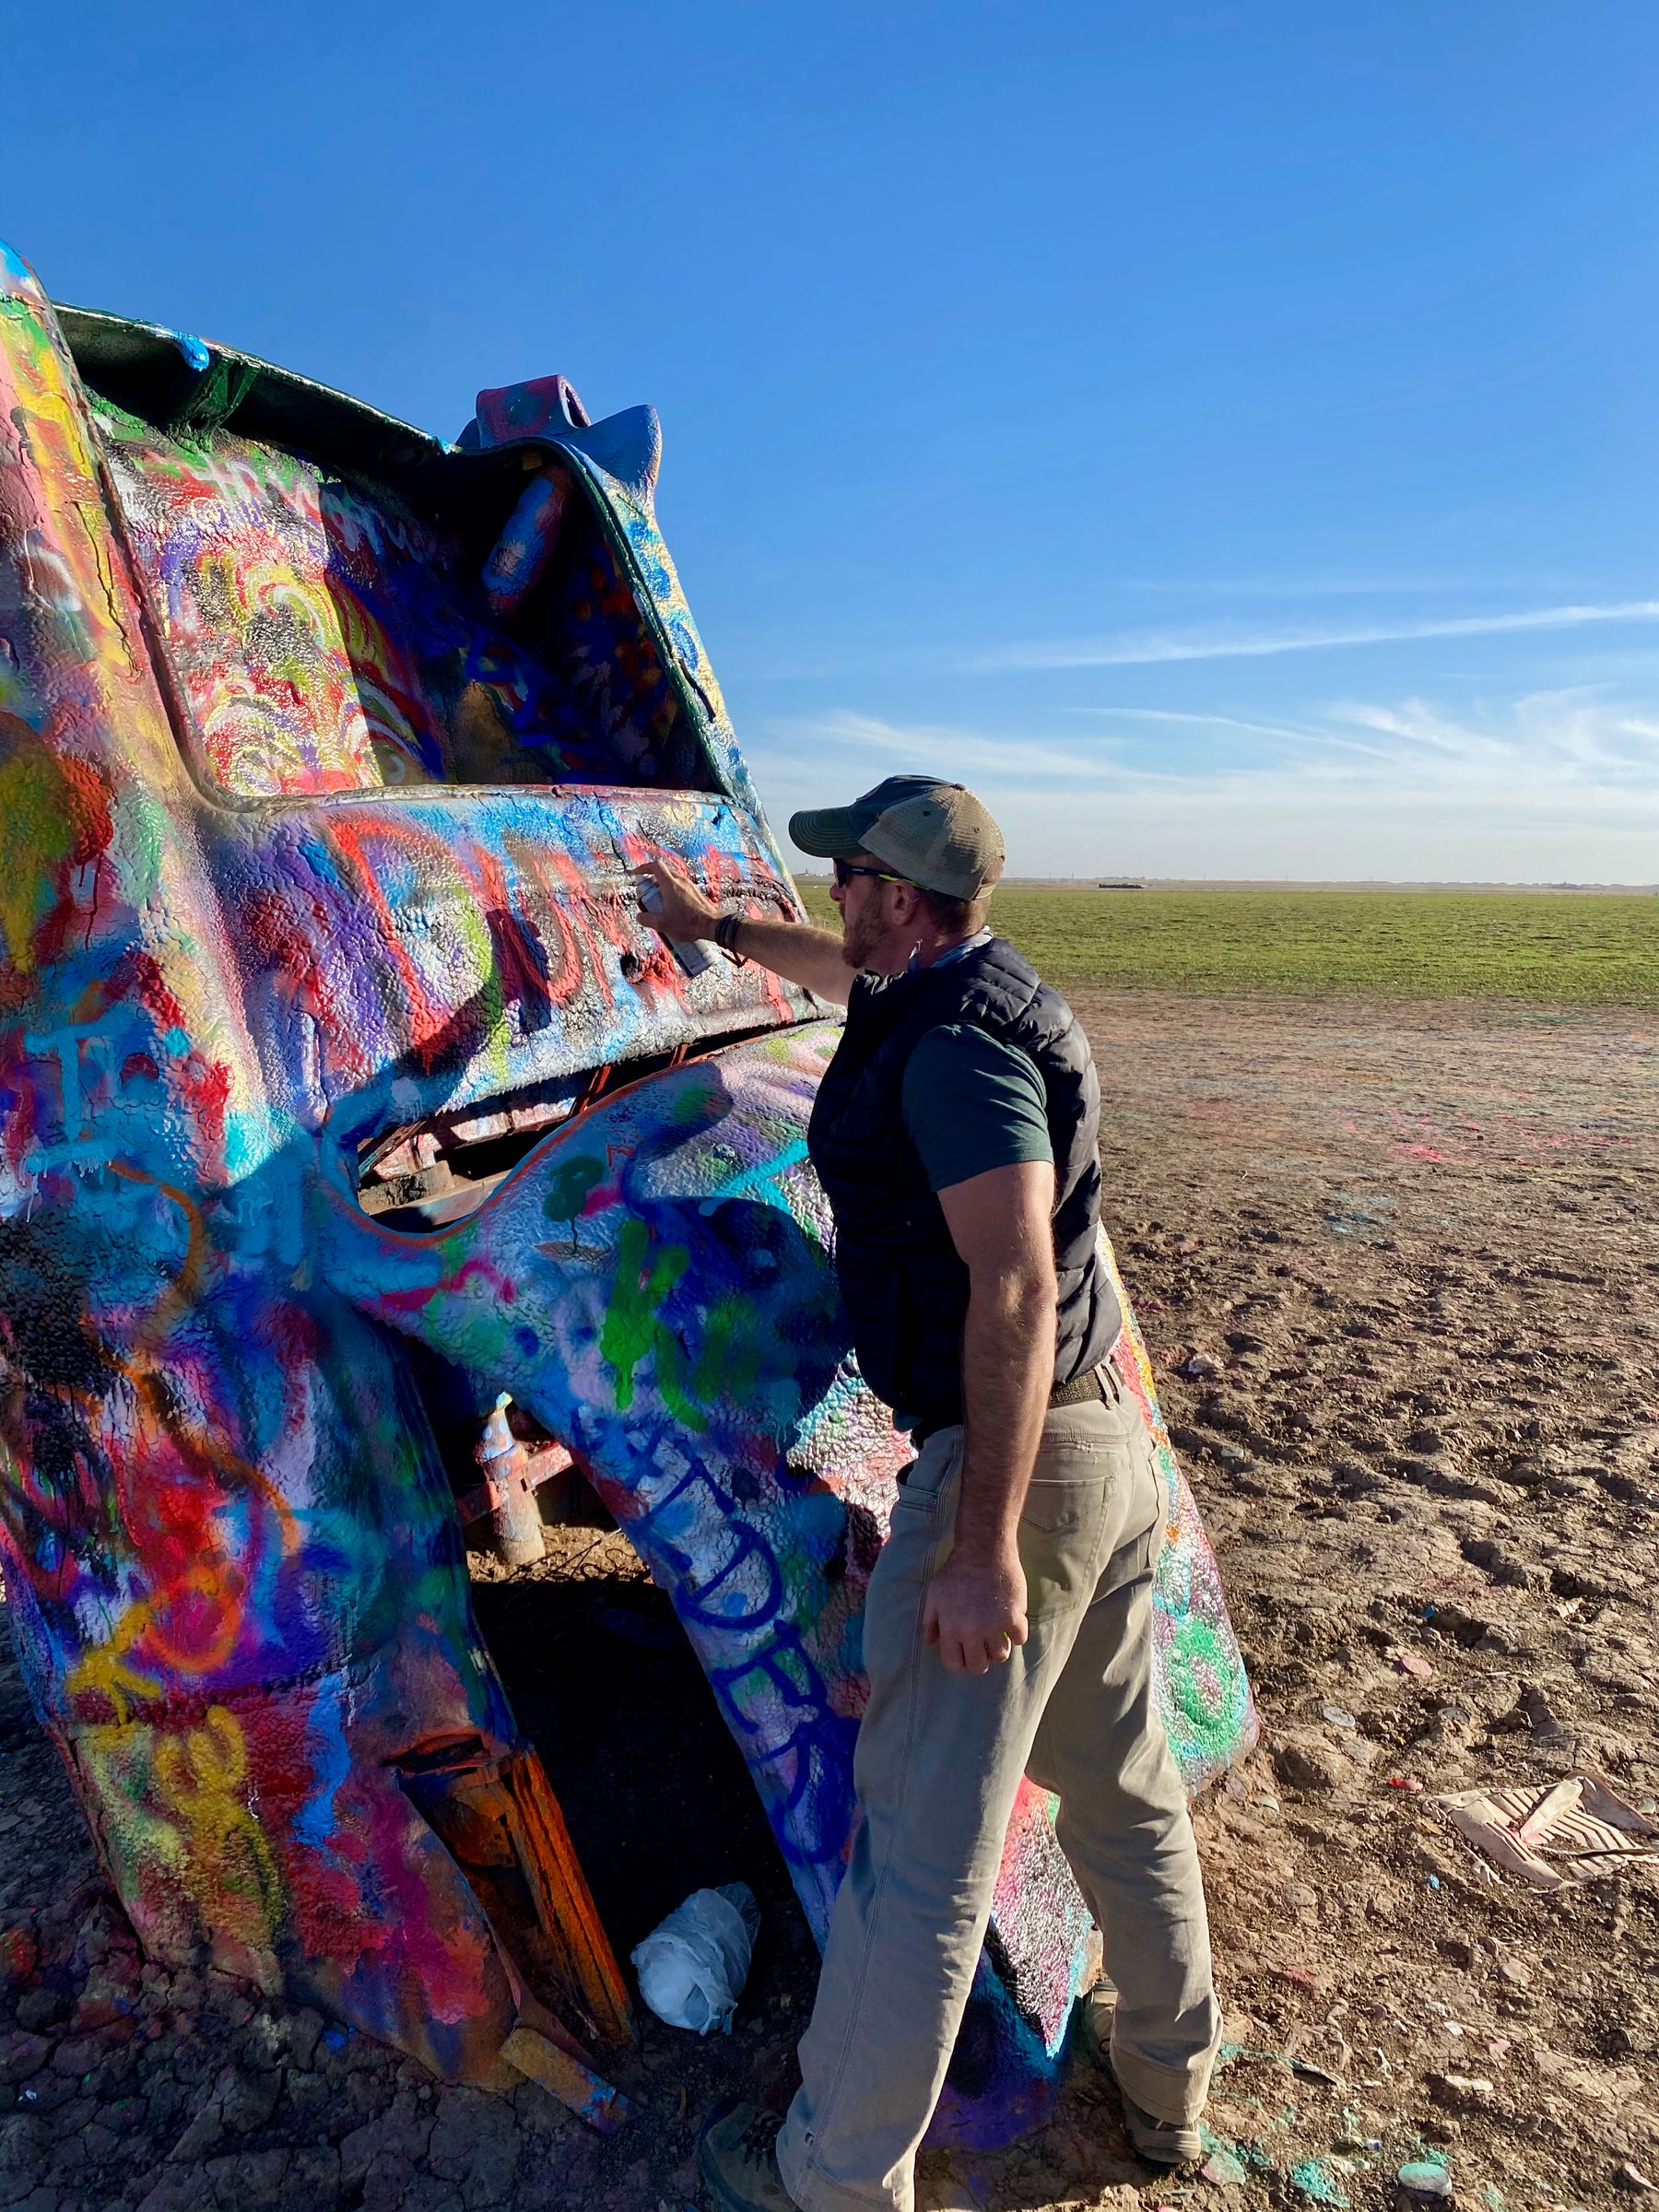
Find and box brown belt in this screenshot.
[909,1359,1114,1455]
[1047,1360,1116,1411]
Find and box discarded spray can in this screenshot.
[477,1393,546,1570]
[637,872,714,978]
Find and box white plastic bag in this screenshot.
[630,1882,759,2034]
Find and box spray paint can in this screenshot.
[477,1393,546,1570]
[637,873,714,979]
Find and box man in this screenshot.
[638,777,1219,2211]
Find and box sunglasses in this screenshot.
[832,858,905,888]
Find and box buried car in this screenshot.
[0,242,1256,2145]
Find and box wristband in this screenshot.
[713,912,744,954]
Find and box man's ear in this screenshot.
[889,878,924,925]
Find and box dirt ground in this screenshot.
[1055,992,1659,2212]
[1,993,1654,2212]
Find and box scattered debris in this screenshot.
[1288,2056,1344,2088]
[1513,1683,1571,1744]
[1438,1773,1659,1890]
[1428,2070,1496,2112]
[1390,1648,1435,1681]
[1286,2019,1350,2088]
[1397,2157,1454,2201]
[1200,2138,1250,2185]
[500,2022,630,2134]
[1618,2164,1657,2194]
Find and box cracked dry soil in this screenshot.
[0,993,1654,2212]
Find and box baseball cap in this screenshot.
[789,776,1006,900]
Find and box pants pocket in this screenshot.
[1018,1446,1117,1615]
[1021,1447,1116,1535]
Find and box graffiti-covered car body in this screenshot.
[0,243,1255,2142]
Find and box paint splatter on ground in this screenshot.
[1,994,1655,2210]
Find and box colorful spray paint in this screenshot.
[0,240,1256,2142]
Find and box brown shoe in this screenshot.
[1077,1986,1204,2169]
[699,2102,801,2212]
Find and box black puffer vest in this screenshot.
[806,935,1122,1430]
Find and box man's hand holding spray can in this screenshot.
[637,865,715,978]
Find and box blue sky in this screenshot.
[8,3,1657,880]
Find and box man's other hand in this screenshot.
[637,856,719,944]
[923,1547,1030,1675]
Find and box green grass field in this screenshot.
[794,883,1659,1004]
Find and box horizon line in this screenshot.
[789,867,1659,893]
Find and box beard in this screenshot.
[839,906,885,972]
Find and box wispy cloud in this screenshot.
[1066,704,1343,746]
[975,600,1659,671]
[1111,574,1567,599]
[755,689,1659,882]
[765,709,1114,783]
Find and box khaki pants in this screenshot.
[776,1358,1220,2212]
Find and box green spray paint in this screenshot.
[542,1154,604,1252]
[601,1218,688,1410]
[1289,2158,1350,2206]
